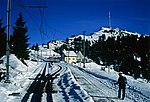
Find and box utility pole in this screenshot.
[83,31,86,68]
[5,0,11,83]
[67,44,70,63]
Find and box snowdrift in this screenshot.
[1,54,28,72]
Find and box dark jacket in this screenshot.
[117,75,127,88]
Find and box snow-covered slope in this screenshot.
[0,52,150,102]
[1,54,28,72]
[69,27,142,45]
[73,62,150,102]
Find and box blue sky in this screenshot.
[0,0,150,45]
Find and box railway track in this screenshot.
[67,66,114,102]
[63,63,150,102]
[21,62,62,102]
[76,66,150,102]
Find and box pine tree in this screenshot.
[0,19,6,58]
[35,43,39,51]
[12,12,30,59]
[88,30,150,81]
[31,44,35,50]
[85,40,91,57]
[74,37,82,52]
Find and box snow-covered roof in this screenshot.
[63,50,77,57]
[31,47,60,56]
[76,51,84,59]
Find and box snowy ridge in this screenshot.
[69,27,142,44]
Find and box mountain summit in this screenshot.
[69,27,142,43]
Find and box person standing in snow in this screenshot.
[115,72,127,100]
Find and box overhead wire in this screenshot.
[14,0,72,43]
[44,20,68,40]
[35,0,69,41]
[15,0,49,43]
[36,0,73,41]
[37,0,49,42]
[1,0,72,46]
[17,0,40,29]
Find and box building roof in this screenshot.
[76,51,84,59]
[63,50,77,57]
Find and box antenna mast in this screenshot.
[109,11,111,28]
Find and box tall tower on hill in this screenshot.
[109,11,111,28]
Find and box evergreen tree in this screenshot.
[87,30,150,81]
[47,42,49,49]
[85,40,91,57]
[104,36,116,65]
[31,44,35,50]
[12,12,30,59]
[0,19,6,58]
[35,43,39,51]
[138,36,150,81]
[74,37,82,52]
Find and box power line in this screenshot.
[16,0,49,42]
[36,0,71,40]
[17,0,52,42]
[15,0,71,42]
[43,19,71,39]
[37,0,48,41]
[17,0,40,28]
[23,6,48,8]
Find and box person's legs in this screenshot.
[122,88,125,100]
[118,88,121,98]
